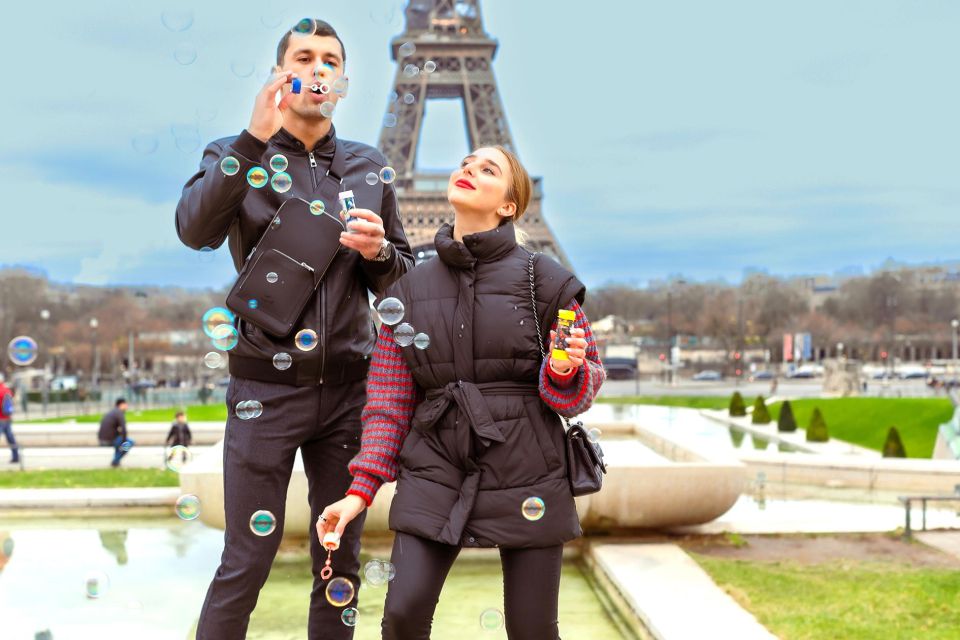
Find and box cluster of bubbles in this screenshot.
[175,494,201,521]
[375,298,430,349]
[236,400,264,420]
[249,510,278,536]
[6,335,38,366]
[364,166,397,186]
[521,497,546,522]
[363,558,397,587]
[165,445,193,472]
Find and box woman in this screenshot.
[319,146,605,639]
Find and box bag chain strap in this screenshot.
[528,252,573,429]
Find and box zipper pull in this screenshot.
[308,152,317,168]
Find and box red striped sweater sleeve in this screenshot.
[539,300,605,417]
[347,324,418,506]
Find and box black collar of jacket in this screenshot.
[273,126,347,181]
[435,221,518,269]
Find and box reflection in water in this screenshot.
[0,531,12,572]
[99,530,129,565]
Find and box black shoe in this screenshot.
[9,459,18,464]
[110,461,120,468]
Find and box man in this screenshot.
[165,410,192,466]
[98,398,133,468]
[175,18,413,640]
[0,374,18,464]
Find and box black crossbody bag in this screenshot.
[527,253,607,496]
[225,141,347,337]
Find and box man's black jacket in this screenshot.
[176,127,414,386]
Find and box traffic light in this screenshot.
[733,351,741,360]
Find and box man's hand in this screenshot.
[339,209,386,260]
[248,67,297,143]
[317,494,367,539]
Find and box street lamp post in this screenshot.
[90,318,99,389]
[951,319,958,384]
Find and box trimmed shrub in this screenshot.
[752,396,771,424]
[729,392,747,417]
[777,400,797,432]
[882,426,907,458]
[806,407,829,442]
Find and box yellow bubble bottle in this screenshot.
[552,309,576,361]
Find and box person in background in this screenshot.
[0,373,19,464]
[98,398,133,468]
[165,410,193,466]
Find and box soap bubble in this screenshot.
[272,352,292,370]
[203,351,224,368]
[365,172,379,186]
[211,324,239,351]
[394,323,415,347]
[269,154,288,172]
[399,42,416,58]
[379,167,397,184]
[403,64,419,78]
[521,497,546,521]
[171,124,201,153]
[383,113,398,128]
[403,92,416,105]
[364,560,386,586]
[332,77,349,95]
[249,510,277,536]
[292,18,317,36]
[260,12,284,29]
[131,130,159,154]
[248,299,259,310]
[7,336,38,366]
[165,445,193,472]
[325,577,356,607]
[424,60,437,73]
[341,608,359,626]
[295,329,319,351]
[266,271,279,284]
[320,102,336,118]
[198,246,215,262]
[413,333,430,350]
[161,11,194,32]
[202,307,234,337]
[235,400,264,420]
[175,494,201,520]
[84,571,110,599]
[247,166,269,189]
[195,107,218,122]
[231,60,256,78]
[173,43,197,65]
[376,298,405,325]
[271,171,293,193]
[479,608,504,631]
[309,200,326,215]
[588,428,602,443]
[220,156,240,176]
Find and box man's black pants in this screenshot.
[195,376,367,640]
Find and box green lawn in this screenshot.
[596,395,731,410]
[767,398,952,458]
[20,404,228,424]
[0,468,180,488]
[693,554,960,639]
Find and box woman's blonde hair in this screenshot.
[491,145,532,245]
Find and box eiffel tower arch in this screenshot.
[377,0,571,267]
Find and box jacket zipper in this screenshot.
[308,151,318,190]
[319,280,326,384]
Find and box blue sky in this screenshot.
[1,0,958,289]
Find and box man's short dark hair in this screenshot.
[116,398,127,407]
[175,411,185,418]
[276,19,346,67]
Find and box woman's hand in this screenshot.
[548,327,587,376]
[316,494,367,540]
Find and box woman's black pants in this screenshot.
[381,531,563,640]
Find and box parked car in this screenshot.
[692,370,722,381]
[603,357,637,380]
[785,370,815,379]
[749,371,774,381]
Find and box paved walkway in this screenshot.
[916,531,960,560]
[0,487,179,509]
[590,543,778,639]
[0,446,213,471]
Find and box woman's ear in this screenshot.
[497,202,517,219]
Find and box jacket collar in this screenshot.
[435,221,518,270]
[274,126,337,154]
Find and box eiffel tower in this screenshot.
[377,0,570,266]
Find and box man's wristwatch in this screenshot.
[369,238,392,262]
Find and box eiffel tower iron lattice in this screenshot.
[376,0,570,266]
